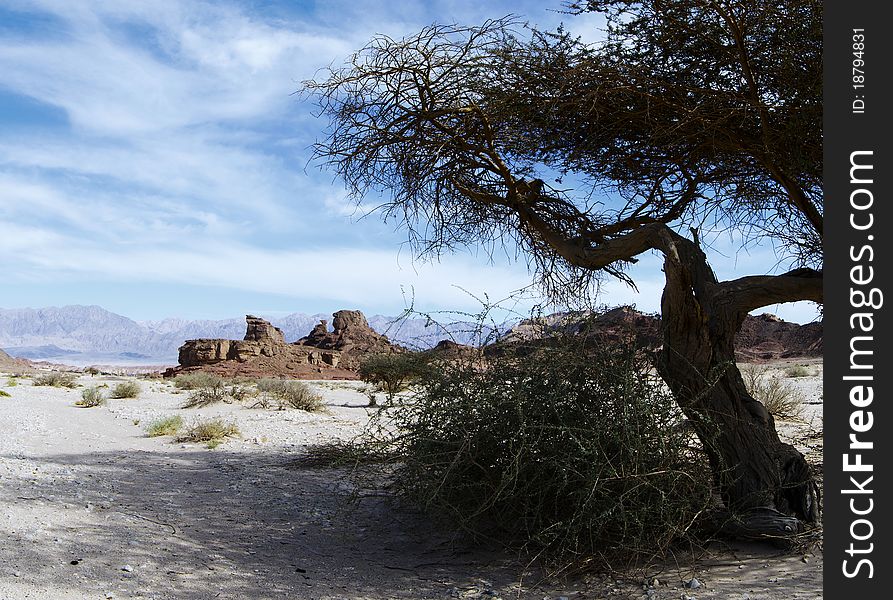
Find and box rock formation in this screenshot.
[491,306,820,361]
[167,310,405,379]
[169,315,350,379]
[296,309,404,370]
[0,347,32,374]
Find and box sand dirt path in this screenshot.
[0,370,823,599]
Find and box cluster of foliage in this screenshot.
[358,352,434,405]
[367,339,711,562]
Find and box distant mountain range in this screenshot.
[0,305,495,366]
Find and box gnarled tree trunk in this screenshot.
[654,233,820,532]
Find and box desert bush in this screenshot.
[228,383,257,402]
[173,372,224,390]
[177,418,240,448]
[182,380,229,408]
[84,366,100,376]
[6,376,18,387]
[33,372,79,388]
[145,415,184,437]
[367,339,711,564]
[741,364,805,420]
[784,364,811,378]
[76,386,107,407]
[110,381,141,399]
[0,389,10,398]
[254,379,325,412]
[358,352,433,406]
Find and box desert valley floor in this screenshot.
[0,361,823,600]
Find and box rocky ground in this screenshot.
[0,362,823,600]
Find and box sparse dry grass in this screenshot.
[145,415,184,437]
[176,418,240,448]
[741,363,805,420]
[254,379,325,412]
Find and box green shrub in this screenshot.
[33,372,79,388]
[0,389,10,398]
[254,379,325,412]
[741,364,805,420]
[145,415,184,437]
[783,364,811,378]
[6,377,18,387]
[177,418,240,448]
[110,381,141,399]
[366,339,710,564]
[76,386,106,407]
[358,352,433,406]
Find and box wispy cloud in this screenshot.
[0,1,815,323]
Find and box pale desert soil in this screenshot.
[0,362,823,600]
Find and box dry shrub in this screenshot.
[366,339,711,565]
[145,415,184,437]
[76,386,106,407]
[173,372,224,390]
[254,379,325,412]
[33,372,79,388]
[177,418,240,448]
[741,364,805,420]
[784,364,811,378]
[111,381,141,399]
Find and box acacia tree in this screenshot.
[305,0,822,532]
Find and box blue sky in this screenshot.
[0,0,819,323]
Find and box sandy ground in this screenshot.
[0,362,823,600]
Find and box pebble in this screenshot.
[122,564,134,572]
[684,578,701,589]
[13,571,21,577]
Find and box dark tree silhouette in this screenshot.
[305,0,822,534]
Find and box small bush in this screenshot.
[84,366,100,376]
[254,379,325,412]
[365,339,711,564]
[76,386,107,407]
[784,365,811,378]
[0,389,10,398]
[177,418,240,448]
[228,383,257,402]
[6,377,18,387]
[358,352,433,406]
[145,415,184,437]
[111,381,141,399]
[741,364,805,420]
[173,372,224,390]
[33,372,79,388]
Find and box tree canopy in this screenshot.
[306,0,822,301]
[305,0,823,527]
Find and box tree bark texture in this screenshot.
[654,234,820,528]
